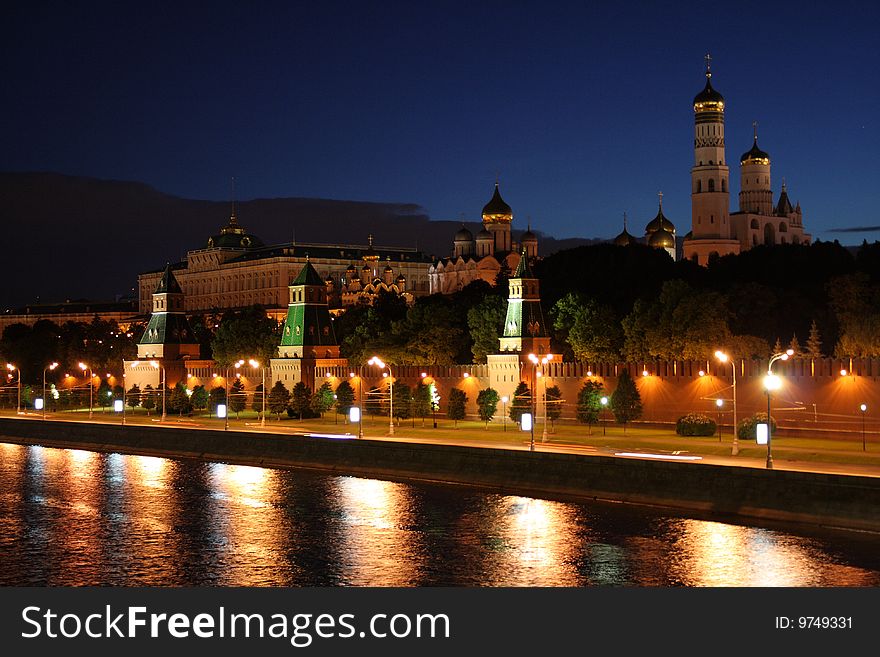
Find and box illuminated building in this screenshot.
[683,56,811,265]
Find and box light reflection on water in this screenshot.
[1,442,879,586]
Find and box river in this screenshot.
[1,442,878,586]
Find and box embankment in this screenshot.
[1,417,879,532]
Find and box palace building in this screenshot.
[428,183,537,294]
[682,57,810,264]
[137,208,432,318]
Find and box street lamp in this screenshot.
[6,363,21,414]
[528,353,554,443]
[600,396,608,435]
[860,404,868,452]
[249,359,266,428]
[715,398,723,441]
[763,373,782,469]
[78,362,93,419]
[149,361,167,421]
[368,356,393,435]
[42,362,59,420]
[501,395,508,432]
[714,350,738,455]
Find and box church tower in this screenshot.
[278,258,340,360]
[482,182,513,254]
[739,122,773,215]
[683,55,740,265]
[499,248,550,355]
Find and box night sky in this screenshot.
[4,1,879,243]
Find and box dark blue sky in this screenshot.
[4,1,878,243]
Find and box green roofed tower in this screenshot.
[278,258,340,359]
[137,264,199,360]
[499,249,550,355]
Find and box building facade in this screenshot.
[138,211,432,317]
[683,58,811,265]
[428,183,536,294]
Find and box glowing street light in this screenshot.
[42,362,59,420]
[860,404,868,452]
[78,362,93,419]
[763,372,782,469]
[249,359,266,428]
[501,395,508,432]
[600,396,609,435]
[715,350,738,455]
[528,353,554,443]
[6,363,21,414]
[368,356,394,435]
[150,361,167,421]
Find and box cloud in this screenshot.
[826,226,880,233]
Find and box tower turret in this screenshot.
[739,122,773,215]
[482,182,513,254]
[499,248,550,355]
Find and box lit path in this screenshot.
[3,410,880,478]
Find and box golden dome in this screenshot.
[649,228,675,249]
[482,183,513,223]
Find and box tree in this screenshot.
[334,380,356,418]
[267,381,291,419]
[468,296,506,363]
[113,384,124,401]
[610,370,642,431]
[210,305,280,366]
[126,384,141,410]
[553,293,621,362]
[509,381,531,424]
[806,319,823,358]
[208,386,227,416]
[97,379,113,409]
[251,383,264,417]
[412,381,432,426]
[476,387,499,428]
[391,381,412,422]
[229,379,247,417]
[310,381,335,418]
[576,380,605,434]
[545,384,562,430]
[168,382,193,416]
[191,385,209,412]
[290,381,312,419]
[389,299,466,365]
[773,338,783,354]
[447,387,467,427]
[142,384,156,415]
[788,334,802,357]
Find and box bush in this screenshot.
[676,413,717,437]
[737,412,777,440]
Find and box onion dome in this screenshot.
[476,227,493,240]
[207,211,264,249]
[482,182,513,223]
[613,213,635,246]
[693,56,724,111]
[645,199,676,235]
[521,224,537,243]
[741,137,770,165]
[325,275,334,283]
[384,264,394,273]
[454,225,474,241]
[346,263,357,272]
[363,234,380,262]
[396,273,406,282]
[649,228,676,249]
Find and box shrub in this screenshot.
[737,412,777,440]
[676,413,717,437]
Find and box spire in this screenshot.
[753,120,758,142]
[229,176,238,226]
[705,52,712,79]
[658,191,663,209]
[781,177,787,193]
[512,246,534,278]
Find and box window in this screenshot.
[721,179,726,192]
[696,180,702,193]
[708,179,715,192]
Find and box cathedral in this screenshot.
[682,57,810,264]
[428,183,538,294]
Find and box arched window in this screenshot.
[696,180,702,193]
[779,222,788,233]
[708,179,715,192]
[710,215,715,224]
[751,219,759,229]
[721,179,727,192]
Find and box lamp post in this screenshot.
[6,363,21,414]
[529,353,553,443]
[78,362,93,419]
[715,398,723,441]
[146,360,167,421]
[501,395,508,431]
[714,350,738,455]
[860,404,867,452]
[249,359,266,428]
[763,349,792,469]
[368,356,393,435]
[358,365,365,438]
[600,396,608,435]
[42,362,59,420]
